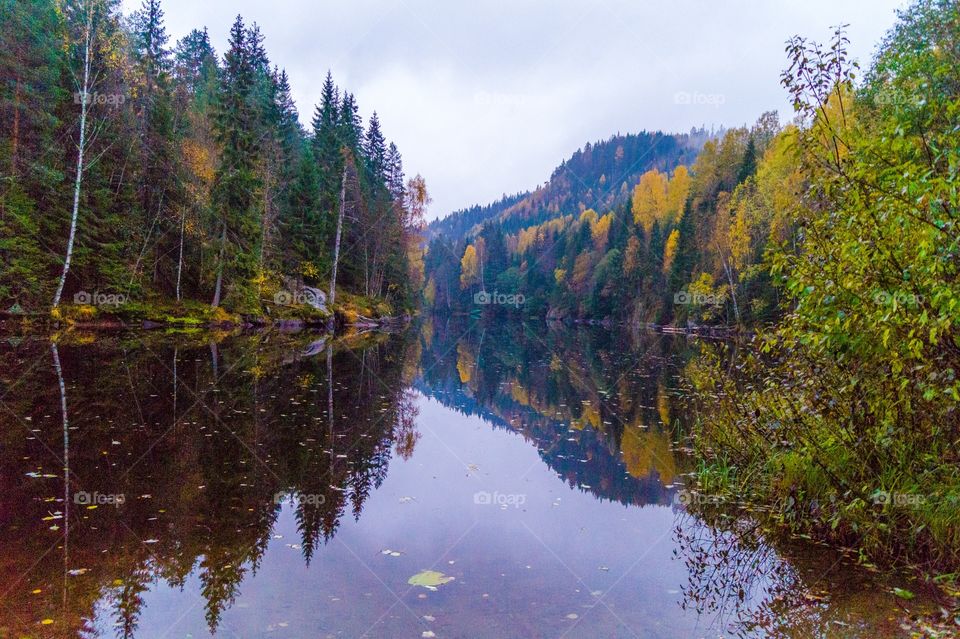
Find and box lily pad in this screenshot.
[408,570,455,591]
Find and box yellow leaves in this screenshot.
[299,261,320,279]
[619,423,676,483]
[459,244,479,289]
[182,139,215,185]
[632,169,668,233]
[632,167,689,233]
[510,383,530,406]
[591,213,613,251]
[513,215,573,256]
[666,165,691,223]
[663,229,680,274]
[554,268,567,285]
[424,278,436,306]
[456,343,474,384]
[579,209,599,226]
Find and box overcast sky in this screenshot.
[122,0,907,220]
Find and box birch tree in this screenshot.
[52,0,98,310]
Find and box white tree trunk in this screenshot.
[175,209,185,301]
[52,6,93,310]
[211,220,227,307]
[716,243,741,325]
[328,163,347,305]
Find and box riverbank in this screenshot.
[684,338,960,635]
[0,290,409,334]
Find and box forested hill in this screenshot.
[426,191,529,242]
[422,111,790,322]
[428,129,712,243]
[0,0,428,319]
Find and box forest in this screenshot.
[0,0,427,323]
[422,0,960,579]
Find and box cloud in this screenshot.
[124,0,906,219]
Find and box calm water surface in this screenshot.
[0,321,933,637]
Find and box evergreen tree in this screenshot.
[211,14,261,308]
[363,111,388,180]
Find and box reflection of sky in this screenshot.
[121,393,698,638]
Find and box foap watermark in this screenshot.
[870,490,960,508]
[73,290,128,307]
[474,490,526,509]
[674,91,726,108]
[873,291,923,307]
[674,291,723,307]
[74,490,125,507]
[274,289,324,307]
[474,290,525,308]
[273,491,326,506]
[74,91,125,107]
[674,489,724,507]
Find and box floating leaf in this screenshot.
[408,570,455,591]
[892,587,915,600]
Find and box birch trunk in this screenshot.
[211,220,226,307]
[716,243,741,325]
[175,209,185,301]
[52,6,93,309]
[328,163,347,305]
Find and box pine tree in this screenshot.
[211,15,261,308]
[363,111,387,180]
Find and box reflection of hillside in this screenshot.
[0,331,416,637]
[417,319,694,506]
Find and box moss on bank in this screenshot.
[1,289,408,333]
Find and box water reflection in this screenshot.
[0,330,417,636]
[0,323,934,637]
[416,318,692,506]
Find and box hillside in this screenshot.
[428,128,712,243]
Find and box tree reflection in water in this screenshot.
[0,330,418,636]
[0,323,931,638]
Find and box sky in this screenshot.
[121,0,907,220]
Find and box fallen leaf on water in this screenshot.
[892,587,915,600]
[408,570,455,591]
[41,619,54,625]
[565,613,579,620]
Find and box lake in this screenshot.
[0,321,934,637]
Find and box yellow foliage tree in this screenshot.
[459,244,479,289]
[592,213,613,251]
[666,165,691,224]
[662,229,680,273]
[631,169,668,234]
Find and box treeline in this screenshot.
[0,0,427,315]
[689,0,960,573]
[423,115,785,323]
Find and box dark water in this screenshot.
[0,321,934,638]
